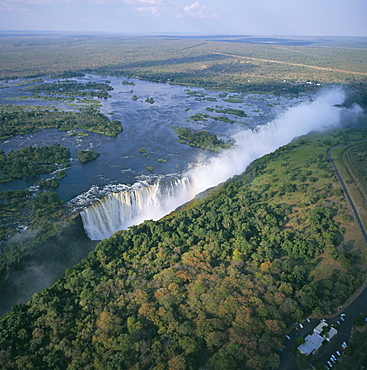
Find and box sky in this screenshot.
[0,0,366,37]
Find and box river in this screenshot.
[0,74,311,236]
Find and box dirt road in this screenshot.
[211,52,367,77]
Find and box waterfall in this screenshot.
[79,87,352,241]
[80,177,192,240]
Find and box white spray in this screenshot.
[81,87,354,240]
[81,178,191,240]
[187,87,347,195]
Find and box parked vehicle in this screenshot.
[299,323,303,329]
[336,350,341,356]
[285,335,291,340]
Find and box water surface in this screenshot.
[0,75,308,206]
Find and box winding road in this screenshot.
[279,141,367,370]
[328,142,367,245]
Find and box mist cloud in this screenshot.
[186,86,350,195]
[81,86,365,240]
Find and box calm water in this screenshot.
[0,75,309,206]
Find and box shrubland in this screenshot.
[1,34,367,92]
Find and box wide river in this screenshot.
[0,74,310,216]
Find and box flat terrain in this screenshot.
[1,33,367,90]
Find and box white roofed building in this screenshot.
[297,320,338,356]
[297,333,324,355]
[323,326,338,342]
[313,321,328,335]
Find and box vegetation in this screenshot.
[331,140,367,230]
[206,107,248,117]
[0,187,65,246]
[0,35,366,92]
[222,98,244,103]
[189,113,210,122]
[189,108,248,125]
[0,33,366,369]
[0,105,123,139]
[173,127,232,151]
[0,189,30,240]
[0,215,98,316]
[0,143,70,183]
[33,191,63,217]
[77,149,100,163]
[9,94,103,110]
[0,78,44,89]
[122,80,135,86]
[69,131,89,137]
[22,81,113,99]
[36,178,60,188]
[346,143,367,190]
[327,317,367,369]
[0,127,366,368]
[49,71,85,79]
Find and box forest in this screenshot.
[0,143,70,183]
[22,81,113,99]
[77,150,100,163]
[1,35,367,91]
[1,126,367,369]
[173,127,232,152]
[0,34,366,369]
[0,105,123,139]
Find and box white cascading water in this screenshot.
[79,87,362,241]
[80,177,192,240]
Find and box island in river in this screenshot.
[0,33,367,369]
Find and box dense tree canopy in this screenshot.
[1,127,366,369]
[77,149,100,163]
[173,127,231,152]
[0,144,70,183]
[0,106,123,139]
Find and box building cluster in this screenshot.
[298,320,338,356]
